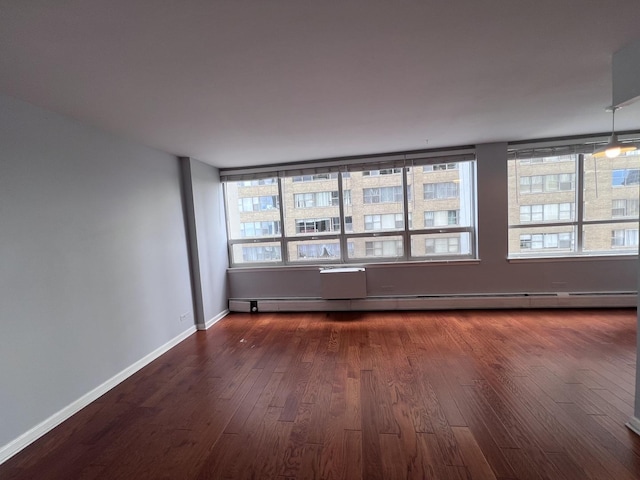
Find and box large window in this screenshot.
[223,156,476,266]
[508,148,640,257]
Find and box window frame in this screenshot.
[508,149,640,258]
[222,153,477,267]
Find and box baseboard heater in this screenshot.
[229,291,637,312]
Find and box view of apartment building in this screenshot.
[224,161,475,266]
[225,148,640,266]
[507,151,640,256]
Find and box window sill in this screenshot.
[507,254,637,263]
[228,258,481,273]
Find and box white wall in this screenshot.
[0,95,196,451]
[228,142,638,299]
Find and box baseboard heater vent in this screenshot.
[229,291,636,312]
[320,267,366,299]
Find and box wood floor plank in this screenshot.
[2,309,639,480]
[360,369,385,480]
[451,426,498,480]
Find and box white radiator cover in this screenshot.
[320,267,367,299]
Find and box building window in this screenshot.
[519,203,574,223]
[424,210,459,227]
[344,216,353,232]
[292,173,339,182]
[294,191,339,208]
[237,195,279,212]
[518,155,573,165]
[611,229,639,247]
[364,213,404,231]
[365,240,403,257]
[519,233,573,250]
[519,174,575,194]
[238,178,276,186]
[363,186,403,204]
[242,245,282,262]
[424,182,459,199]
[240,221,281,237]
[425,237,460,254]
[423,163,458,172]
[295,217,340,234]
[297,243,341,259]
[612,199,639,218]
[362,168,402,176]
[612,169,640,186]
[343,189,352,206]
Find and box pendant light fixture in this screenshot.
[593,106,637,158]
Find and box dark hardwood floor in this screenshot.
[2,309,639,479]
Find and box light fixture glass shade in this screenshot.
[592,133,637,158]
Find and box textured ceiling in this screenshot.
[1,0,639,168]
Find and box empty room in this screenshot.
[2,1,640,479]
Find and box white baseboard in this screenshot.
[198,309,230,330]
[626,417,640,436]
[0,325,197,465]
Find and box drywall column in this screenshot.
[613,38,640,434]
[179,157,205,328]
[179,157,229,329]
[475,142,509,267]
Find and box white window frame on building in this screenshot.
[611,228,639,248]
[293,191,339,208]
[424,182,459,199]
[425,236,461,255]
[612,199,639,217]
[424,210,460,227]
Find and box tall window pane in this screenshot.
[226,178,280,240]
[408,160,475,259]
[342,169,405,235]
[508,148,639,257]
[508,155,577,256]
